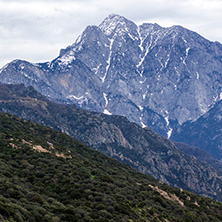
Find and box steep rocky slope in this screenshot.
[1,14,222,137]
[175,142,222,174]
[172,100,222,160]
[1,84,222,201]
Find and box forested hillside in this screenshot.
[1,113,222,221]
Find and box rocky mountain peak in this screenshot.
[1,15,222,137]
[138,23,163,40]
[99,14,138,38]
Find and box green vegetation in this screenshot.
[1,84,222,203]
[0,112,222,221]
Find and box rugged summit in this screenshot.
[1,14,222,137]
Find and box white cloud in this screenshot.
[0,0,222,67]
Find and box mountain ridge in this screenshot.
[1,14,222,137]
[1,83,222,202]
[172,99,222,160]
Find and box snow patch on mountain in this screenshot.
[103,93,109,107]
[92,63,102,75]
[140,117,147,128]
[102,37,115,82]
[103,109,112,115]
[67,95,84,100]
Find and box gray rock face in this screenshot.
[172,100,222,161]
[175,142,222,174]
[1,14,222,137]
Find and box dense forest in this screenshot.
[1,112,222,221]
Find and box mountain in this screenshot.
[2,113,222,221]
[1,84,222,202]
[172,100,222,161]
[175,142,222,174]
[1,14,222,137]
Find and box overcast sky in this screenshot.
[0,0,222,68]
